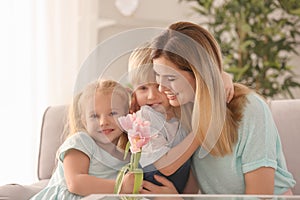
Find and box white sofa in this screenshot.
[0,99,299,199]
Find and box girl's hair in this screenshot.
[128,42,156,88]
[128,42,183,120]
[64,79,130,150]
[150,21,250,156]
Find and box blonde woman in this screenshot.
[141,21,296,195]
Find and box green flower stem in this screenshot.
[132,152,142,194]
[133,152,141,169]
[115,151,143,194]
[132,168,143,194]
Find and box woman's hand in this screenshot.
[221,71,234,103]
[140,175,178,194]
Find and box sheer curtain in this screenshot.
[0,0,79,185]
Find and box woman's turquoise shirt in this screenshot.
[192,93,296,194]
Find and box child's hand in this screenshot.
[221,71,234,103]
[120,172,136,194]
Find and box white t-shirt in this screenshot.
[138,105,188,168]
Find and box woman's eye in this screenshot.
[167,76,176,81]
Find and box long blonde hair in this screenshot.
[150,21,250,156]
[65,79,130,150]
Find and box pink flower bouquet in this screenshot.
[114,113,151,194]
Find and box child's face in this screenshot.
[84,91,126,146]
[134,83,171,114]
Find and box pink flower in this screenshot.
[118,113,150,153]
[115,113,151,194]
[118,113,136,130]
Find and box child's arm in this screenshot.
[182,170,200,194]
[63,149,130,195]
[152,132,200,176]
[221,71,234,103]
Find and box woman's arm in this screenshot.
[153,132,200,176]
[63,149,131,196]
[244,167,275,194]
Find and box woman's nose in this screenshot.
[158,80,170,93]
[158,84,167,93]
[156,77,169,92]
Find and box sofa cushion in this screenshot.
[38,106,68,180]
[269,99,300,195]
[0,179,49,200]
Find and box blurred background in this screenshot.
[0,0,299,186]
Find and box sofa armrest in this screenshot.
[0,179,49,200]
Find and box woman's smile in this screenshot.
[165,92,177,100]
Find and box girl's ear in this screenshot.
[130,92,140,113]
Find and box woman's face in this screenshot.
[153,56,196,107]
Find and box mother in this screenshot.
[141,21,295,195]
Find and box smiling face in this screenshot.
[134,82,172,115]
[84,91,126,146]
[153,56,196,107]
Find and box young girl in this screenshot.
[31,80,132,199]
[127,43,234,193]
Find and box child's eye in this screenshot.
[137,85,148,91]
[109,111,118,116]
[90,113,98,118]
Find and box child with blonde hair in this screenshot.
[31,79,132,199]
[128,43,192,193]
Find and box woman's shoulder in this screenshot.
[243,93,269,115]
[238,92,275,137]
